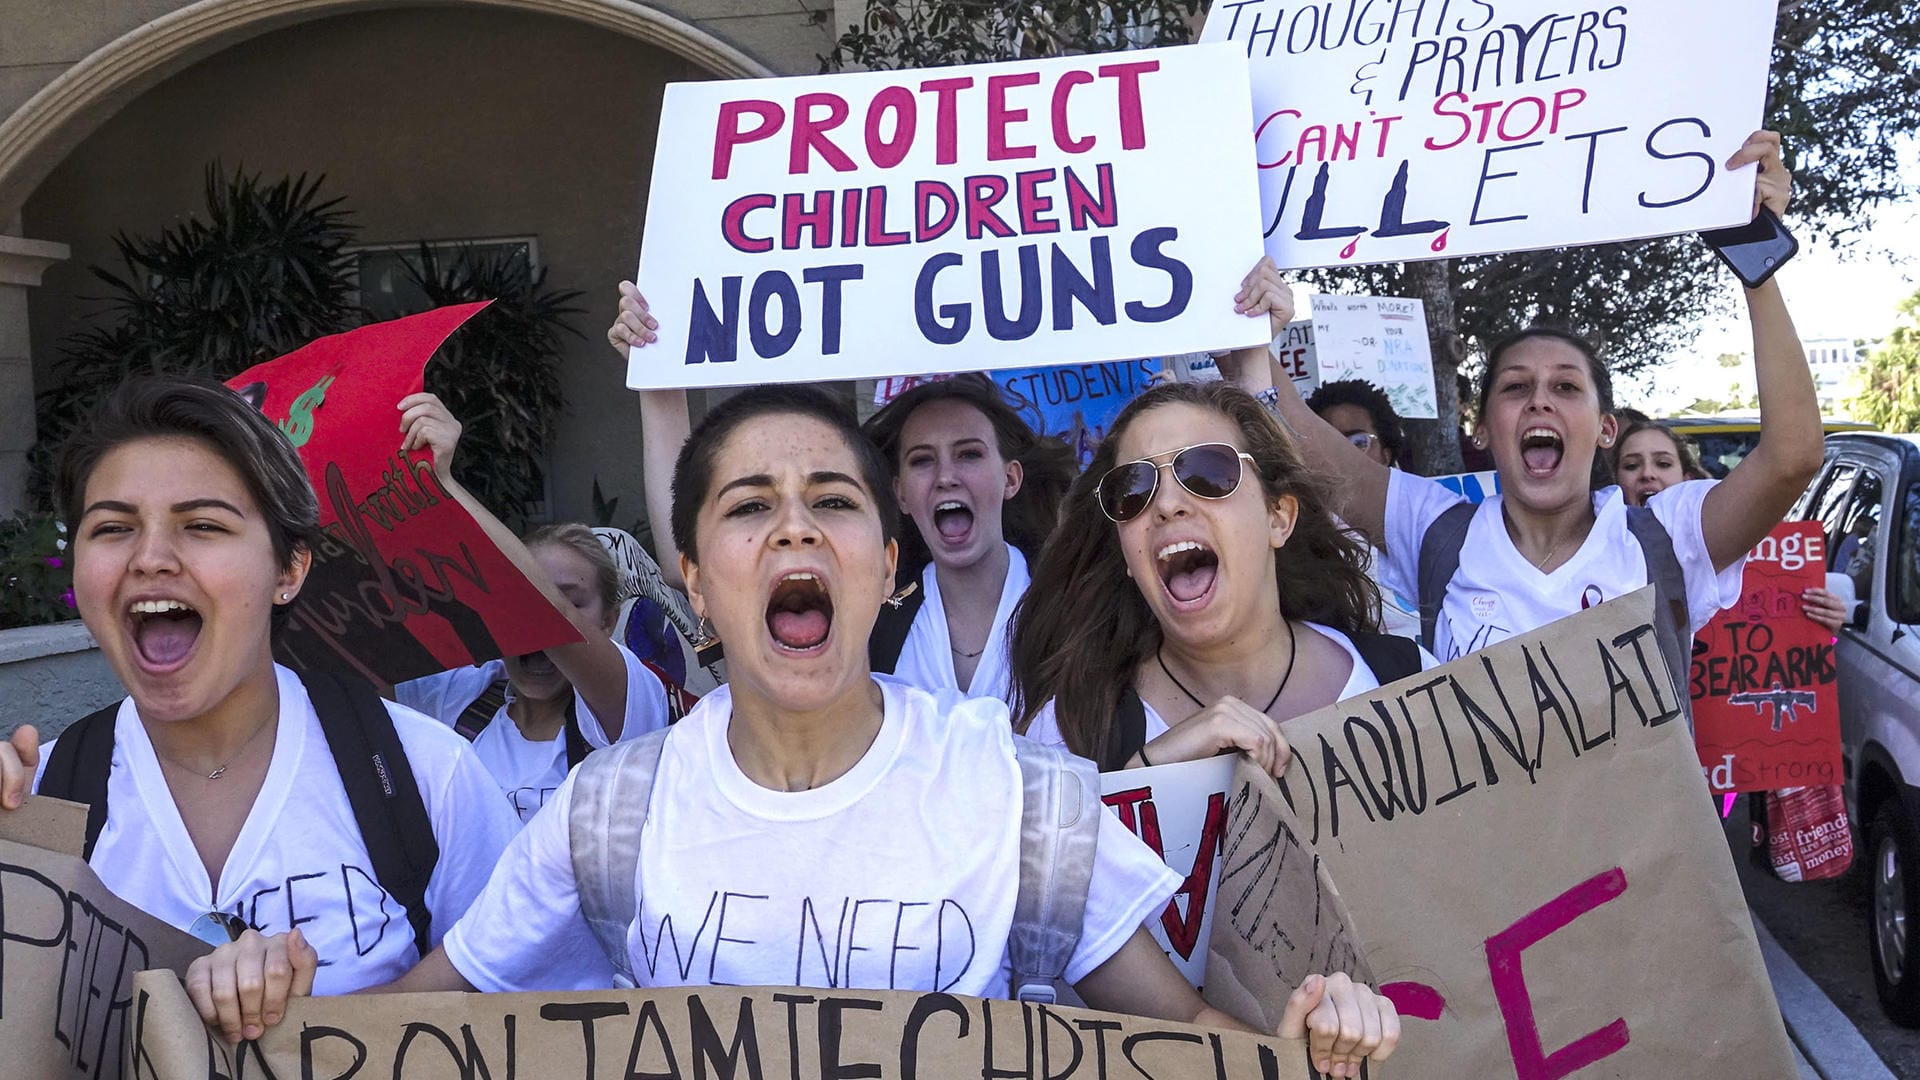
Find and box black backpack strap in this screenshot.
[302,670,439,958]
[453,680,508,741]
[1623,506,1693,716]
[563,699,593,770]
[1102,688,1149,773]
[36,702,123,860]
[1415,501,1477,654]
[867,580,927,674]
[1346,630,1423,686]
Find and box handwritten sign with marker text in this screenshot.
[631,45,1269,389]
[1201,0,1777,269]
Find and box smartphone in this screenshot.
[1700,207,1798,288]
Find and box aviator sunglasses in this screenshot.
[1096,442,1257,523]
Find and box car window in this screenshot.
[1812,461,1860,565]
[1835,470,1885,602]
[1896,476,1920,624]
[1690,433,1754,479]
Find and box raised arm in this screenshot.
[1217,260,1393,546]
[396,393,631,732]
[1700,132,1825,571]
[609,281,690,591]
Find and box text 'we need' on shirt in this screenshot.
[33,664,519,995]
[444,678,1180,996]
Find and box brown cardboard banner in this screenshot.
[0,802,207,1080]
[127,970,1314,1080]
[1218,588,1796,1078]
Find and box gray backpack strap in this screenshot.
[1623,506,1693,715]
[1415,501,1477,654]
[568,727,672,988]
[1008,736,1102,1003]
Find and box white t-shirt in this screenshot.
[1380,472,1744,661]
[891,544,1029,702]
[395,643,670,823]
[444,678,1180,996]
[33,664,518,995]
[1022,622,1438,751]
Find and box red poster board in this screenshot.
[226,305,581,686]
[1690,521,1840,793]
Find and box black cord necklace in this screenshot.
[1156,619,1298,715]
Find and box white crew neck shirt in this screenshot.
[443,677,1179,996]
[891,543,1029,702]
[1022,622,1438,752]
[1379,472,1743,661]
[33,664,518,995]
[395,642,669,823]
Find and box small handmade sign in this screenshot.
[1691,521,1841,793]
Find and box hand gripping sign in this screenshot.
[1205,588,1797,1079]
[630,44,1270,390]
[1201,0,1778,269]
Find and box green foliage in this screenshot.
[34,165,360,480]
[1845,291,1920,433]
[406,243,585,527]
[822,0,1197,70]
[0,514,74,630]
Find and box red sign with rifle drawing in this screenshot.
[225,304,581,687]
[1690,521,1840,794]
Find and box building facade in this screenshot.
[0,0,858,522]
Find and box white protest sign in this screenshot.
[1308,294,1437,417]
[630,45,1270,389]
[1100,756,1235,988]
[1200,0,1777,269]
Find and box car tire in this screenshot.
[1870,800,1920,1026]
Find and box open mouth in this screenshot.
[1156,540,1219,606]
[1519,427,1564,478]
[931,500,975,546]
[516,650,558,678]
[128,598,202,672]
[765,572,834,652]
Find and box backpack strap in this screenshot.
[1415,501,1477,654]
[303,670,439,958]
[1623,506,1693,715]
[1103,689,1149,773]
[867,580,927,674]
[1346,630,1423,686]
[562,699,593,770]
[567,727,671,988]
[36,702,122,860]
[453,680,508,741]
[1008,737,1101,1003]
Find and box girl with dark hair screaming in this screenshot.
[611,287,1073,702]
[1010,382,1435,772]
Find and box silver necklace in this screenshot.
[156,715,274,780]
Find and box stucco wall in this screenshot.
[21,6,741,525]
[0,622,124,739]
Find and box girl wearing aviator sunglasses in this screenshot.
[1009,382,1435,774]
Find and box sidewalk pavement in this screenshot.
[1754,915,1898,1079]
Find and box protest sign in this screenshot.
[127,971,1318,1080]
[631,45,1270,390]
[1100,756,1235,988]
[1307,295,1436,418]
[1,801,207,1080]
[1201,0,1778,269]
[1216,589,1795,1078]
[1691,521,1840,794]
[871,360,1158,468]
[226,306,583,687]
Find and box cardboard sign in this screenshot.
[1212,589,1795,1078]
[631,45,1270,389]
[1691,522,1841,794]
[226,306,583,687]
[1306,295,1436,418]
[1100,756,1235,988]
[126,971,1317,1080]
[1201,0,1777,269]
[0,803,207,1080]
